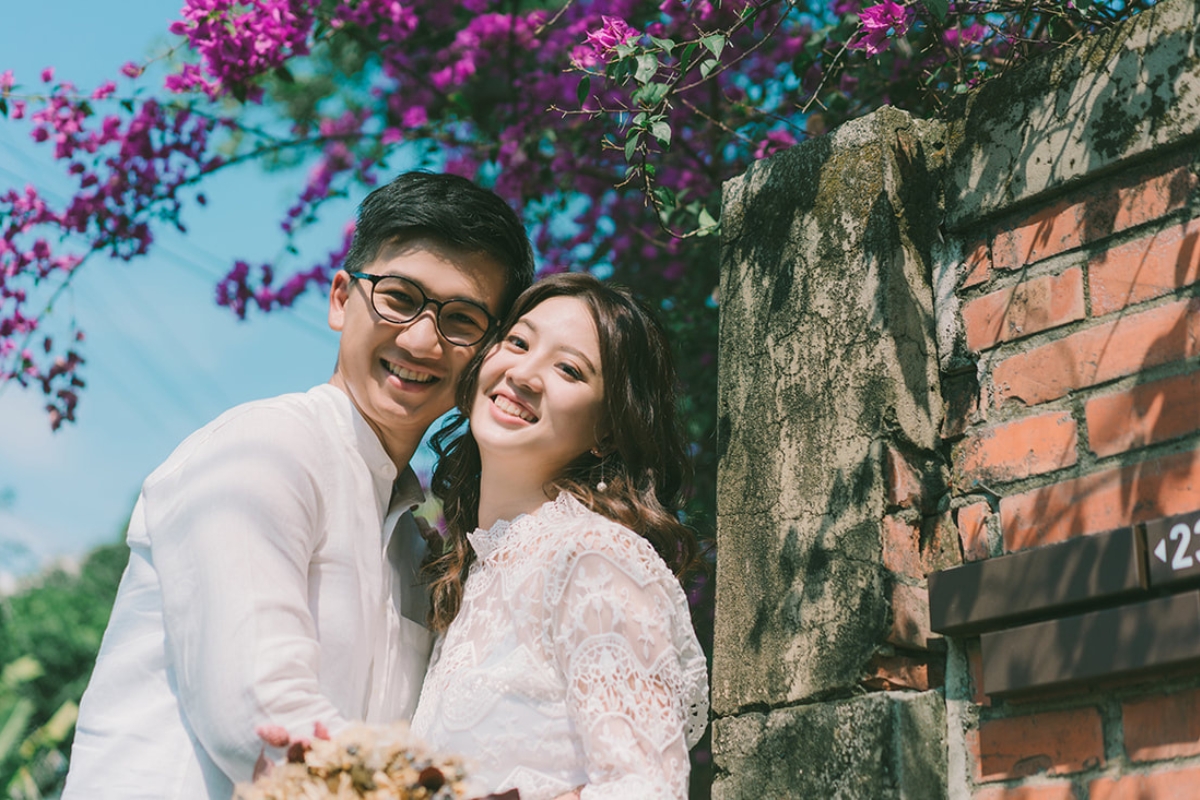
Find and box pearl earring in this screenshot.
[590,448,608,492]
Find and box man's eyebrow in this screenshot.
[389,273,488,306]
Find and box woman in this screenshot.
[412,273,709,800]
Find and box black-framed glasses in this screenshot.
[346,270,497,347]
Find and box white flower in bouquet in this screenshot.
[234,721,498,800]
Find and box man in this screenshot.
[62,171,535,800]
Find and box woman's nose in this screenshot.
[505,358,543,392]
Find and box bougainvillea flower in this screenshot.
[849,1,914,56]
[584,16,640,63]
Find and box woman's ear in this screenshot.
[591,433,615,458]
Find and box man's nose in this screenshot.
[394,307,443,354]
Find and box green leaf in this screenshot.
[624,131,641,162]
[632,111,648,127]
[650,120,672,147]
[921,0,950,22]
[0,99,7,118]
[1,657,43,688]
[274,65,295,84]
[679,42,698,73]
[697,206,719,234]
[576,75,590,107]
[653,184,676,210]
[699,58,719,79]
[633,81,669,106]
[701,34,726,60]
[634,53,658,84]
[648,36,675,56]
[0,697,35,761]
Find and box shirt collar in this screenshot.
[393,464,425,511]
[313,383,400,506]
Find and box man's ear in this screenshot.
[328,270,352,332]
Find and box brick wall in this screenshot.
[930,3,1200,789]
[713,1,1200,796]
[939,151,1200,797]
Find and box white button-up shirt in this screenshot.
[64,383,434,800]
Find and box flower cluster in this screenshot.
[2,0,1144,432]
[849,2,915,56]
[166,0,315,100]
[235,722,474,800]
[1,66,224,424]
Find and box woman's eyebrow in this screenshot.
[557,344,597,375]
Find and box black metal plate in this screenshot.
[980,591,1200,696]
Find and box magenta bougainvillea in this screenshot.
[0,0,1157,430]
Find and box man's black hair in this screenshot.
[344,171,535,310]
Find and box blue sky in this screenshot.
[0,1,425,585]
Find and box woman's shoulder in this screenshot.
[538,493,677,587]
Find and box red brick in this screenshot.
[886,445,924,509]
[967,639,991,707]
[1089,765,1200,799]
[1085,370,1200,458]
[1091,218,1200,316]
[1110,167,1199,231]
[958,502,993,562]
[992,297,1200,408]
[861,652,941,691]
[971,707,1105,782]
[962,268,1086,352]
[954,411,1079,489]
[924,510,963,573]
[994,201,1089,271]
[993,167,1198,271]
[887,582,933,650]
[1123,688,1200,762]
[973,784,1076,800]
[943,370,985,440]
[883,514,923,579]
[963,240,993,289]
[1000,449,1200,551]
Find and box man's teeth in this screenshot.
[493,394,537,422]
[385,362,436,383]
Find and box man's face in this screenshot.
[328,237,508,464]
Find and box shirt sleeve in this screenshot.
[549,529,709,800]
[142,405,349,784]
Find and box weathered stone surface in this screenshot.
[711,691,948,800]
[944,0,1200,229]
[714,107,946,714]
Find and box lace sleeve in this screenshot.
[548,530,708,800]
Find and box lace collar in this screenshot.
[467,492,586,560]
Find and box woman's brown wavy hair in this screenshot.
[424,272,698,632]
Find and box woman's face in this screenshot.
[471,295,607,481]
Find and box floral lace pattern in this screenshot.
[412,493,709,800]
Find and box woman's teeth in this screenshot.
[493,394,537,422]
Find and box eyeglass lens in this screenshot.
[372,276,491,345]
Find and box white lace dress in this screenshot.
[411,493,709,800]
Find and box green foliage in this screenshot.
[0,542,128,798]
